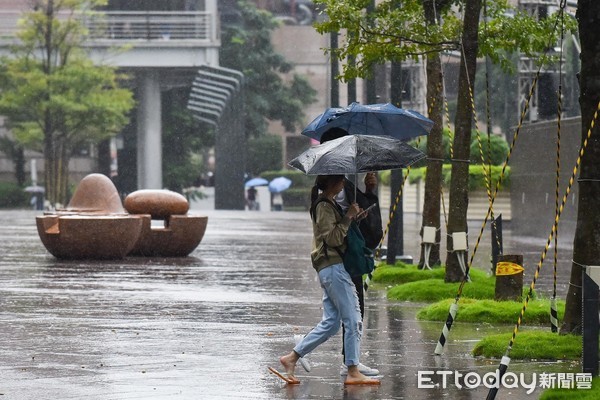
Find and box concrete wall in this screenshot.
[509,116,581,237]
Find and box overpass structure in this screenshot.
[0,1,221,191]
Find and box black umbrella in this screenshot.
[288,134,425,175]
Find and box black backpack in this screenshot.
[343,180,383,250]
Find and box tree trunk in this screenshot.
[44,134,71,207]
[97,139,112,177]
[387,61,404,264]
[44,124,56,206]
[560,0,600,335]
[58,141,69,206]
[418,0,446,268]
[15,146,25,186]
[444,0,481,282]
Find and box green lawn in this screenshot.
[372,262,447,285]
[540,377,600,399]
[381,265,496,302]
[472,331,581,360]
[417,297,565,324]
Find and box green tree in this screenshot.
[316,0,574,280]
[0,0,134,206]
[219,0,317,139]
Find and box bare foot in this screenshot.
[280,352,299,382]
[344,367,380,385]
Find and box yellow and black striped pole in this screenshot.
[551,85,562,333]
[551,10,566,334]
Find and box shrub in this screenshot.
[470,133,510,166]
[0,182,29,208]
[260,169,314,188]
[381,165,511,191]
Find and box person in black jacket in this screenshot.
[320,127,383,377]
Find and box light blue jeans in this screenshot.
[293,263,362,366]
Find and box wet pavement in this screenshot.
[0,209,580,399]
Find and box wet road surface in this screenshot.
[0,209,579,399]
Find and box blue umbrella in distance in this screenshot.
[268,177,292,193]
[301,102,433,142]
[244,177,268,188]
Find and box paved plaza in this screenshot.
[0,208,579,399]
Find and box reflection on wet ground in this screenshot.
[0,209,579,399]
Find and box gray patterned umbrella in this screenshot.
[288,134,425,175]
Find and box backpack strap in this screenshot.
[310,196,345,260]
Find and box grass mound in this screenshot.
[417,298,565,325]
[386,267,495,302]
[372,262,446,285]
[472,331,581,360]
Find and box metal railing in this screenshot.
[0,10,215,42]
[0,10,20,38]
[86,11,213,41]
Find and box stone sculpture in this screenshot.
[36,174,208,259]
[36,174,142,259]
[125,189,208,257]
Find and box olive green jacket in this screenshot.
[310,198,353,272]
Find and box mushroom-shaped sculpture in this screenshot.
[36,174,143,259]
[125,190,208,257]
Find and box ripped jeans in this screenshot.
[293,263,363,366]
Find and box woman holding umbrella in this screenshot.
[321,127,381,377]
[274,175,380,385]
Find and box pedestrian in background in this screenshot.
[246,186,258,210]
[272,192,283,211]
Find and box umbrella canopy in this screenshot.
[244,177,269,188]
[301,102,434,142]
[288,134,425,175]
[268,177,292,193]
[24,185,45,193]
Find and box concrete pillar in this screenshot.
[205,0,219,44]
[136,70,162,189]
